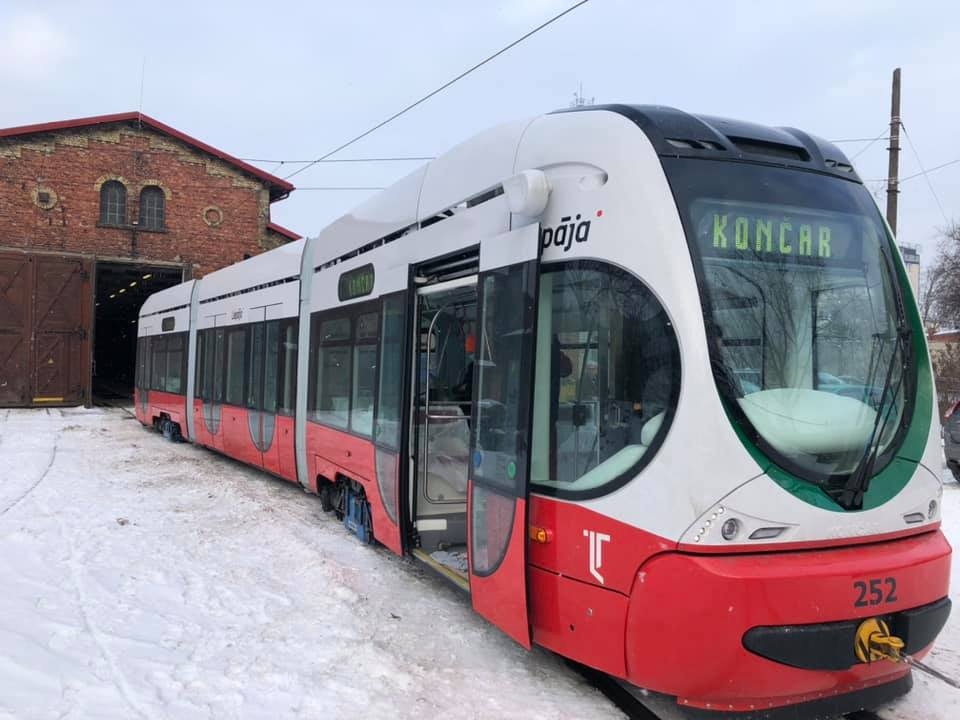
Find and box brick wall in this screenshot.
[0,121,287,277]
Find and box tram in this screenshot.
[136,104,951,717]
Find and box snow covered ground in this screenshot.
[0,407,957,720]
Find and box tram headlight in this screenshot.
[929,499,938,519]
[721,518,741,541]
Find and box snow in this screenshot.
[0,407,958,719]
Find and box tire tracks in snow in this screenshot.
[26,429,155,720]
[0,433,60,520]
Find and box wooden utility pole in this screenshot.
[886,67,902,235]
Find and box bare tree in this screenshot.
[927,223,960,328]
[919,264,946,328]
[934,342,960,415]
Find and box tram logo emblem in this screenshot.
[583,529,611,584]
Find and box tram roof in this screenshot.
[555,104,861,182]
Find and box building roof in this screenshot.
[267,222,302,241]
[0,111,295,201]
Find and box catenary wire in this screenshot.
[283,0,593,181]
[849,129,890,162]
[902,123,951,225]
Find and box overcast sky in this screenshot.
[2,0,958,261]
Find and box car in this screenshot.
[943,405,960,481]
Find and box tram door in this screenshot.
[468,224,540,648]
[412,277,478,570]
[198,324,226,453]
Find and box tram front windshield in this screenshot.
[666,159,913,484]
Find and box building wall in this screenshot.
[0,123,287,277]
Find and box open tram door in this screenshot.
[467,222,540,648]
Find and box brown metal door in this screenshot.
[30,255,92,406]
[0,252,31,405]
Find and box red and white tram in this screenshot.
[136,105,951,717]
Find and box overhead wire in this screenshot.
[283,0,593,181]
[849,129,890,161]
[900,157,960,183]
[830,136,891,143]
[901,123,951,226]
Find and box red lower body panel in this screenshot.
[306,421,402,555]
[144,390,187,432]
[529,566,628,677]
[623,530,952,711]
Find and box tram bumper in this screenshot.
[624,529,951,714]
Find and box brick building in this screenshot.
[0,112,299,407]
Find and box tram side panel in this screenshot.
[136,332,189,436]
[303,291,402,553]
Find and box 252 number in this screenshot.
[854,577,898,607]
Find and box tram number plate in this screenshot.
[853,577,898,607]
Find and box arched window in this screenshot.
[139,186,165,231]
[529,260,681,499]
[99,180,126,226]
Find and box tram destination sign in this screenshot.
[338,263,375,301]
[693,200,863,268]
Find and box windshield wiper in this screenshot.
[833,324,909,510]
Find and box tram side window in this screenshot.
[313,316,352,428]
[530,261,680,497]
[165,334,185,394]
[263,321,281,414]
[350,312,379,436]
[150,336,167,391]
[278,320,298,415]
[213,329,225,403]
[195,330,207,399]
[247,323,264,410]
[225,328,247,407]
[136,337,149,391]
[375,295,405,449]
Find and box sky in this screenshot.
[1,0,958,262]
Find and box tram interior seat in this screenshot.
[549,411,664,491]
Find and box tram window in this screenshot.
[150,336,166,390]
[213,329,225,403]
[351,345,377,435]
[225,328,247,406]
[312,314,352,428]
[814,285,883,406]
[135,337,146,390]
[263,320,281,414]
[165,334,185,394]
[356,312,378,340]
[530,262,680,498]
[321,317,351,342]
[194,331,205,398]
[472,267,536,498]
[278,321,298,415]
[317,346,351,428]
[247,323,264,409]
[375,295,406,449]
[350,312,379,436]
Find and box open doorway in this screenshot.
[93,261,183,401]
[410,277,478,584]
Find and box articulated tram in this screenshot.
[136,105,951,717]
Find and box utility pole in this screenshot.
[886,67,902,235]
[570,83,595,108]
